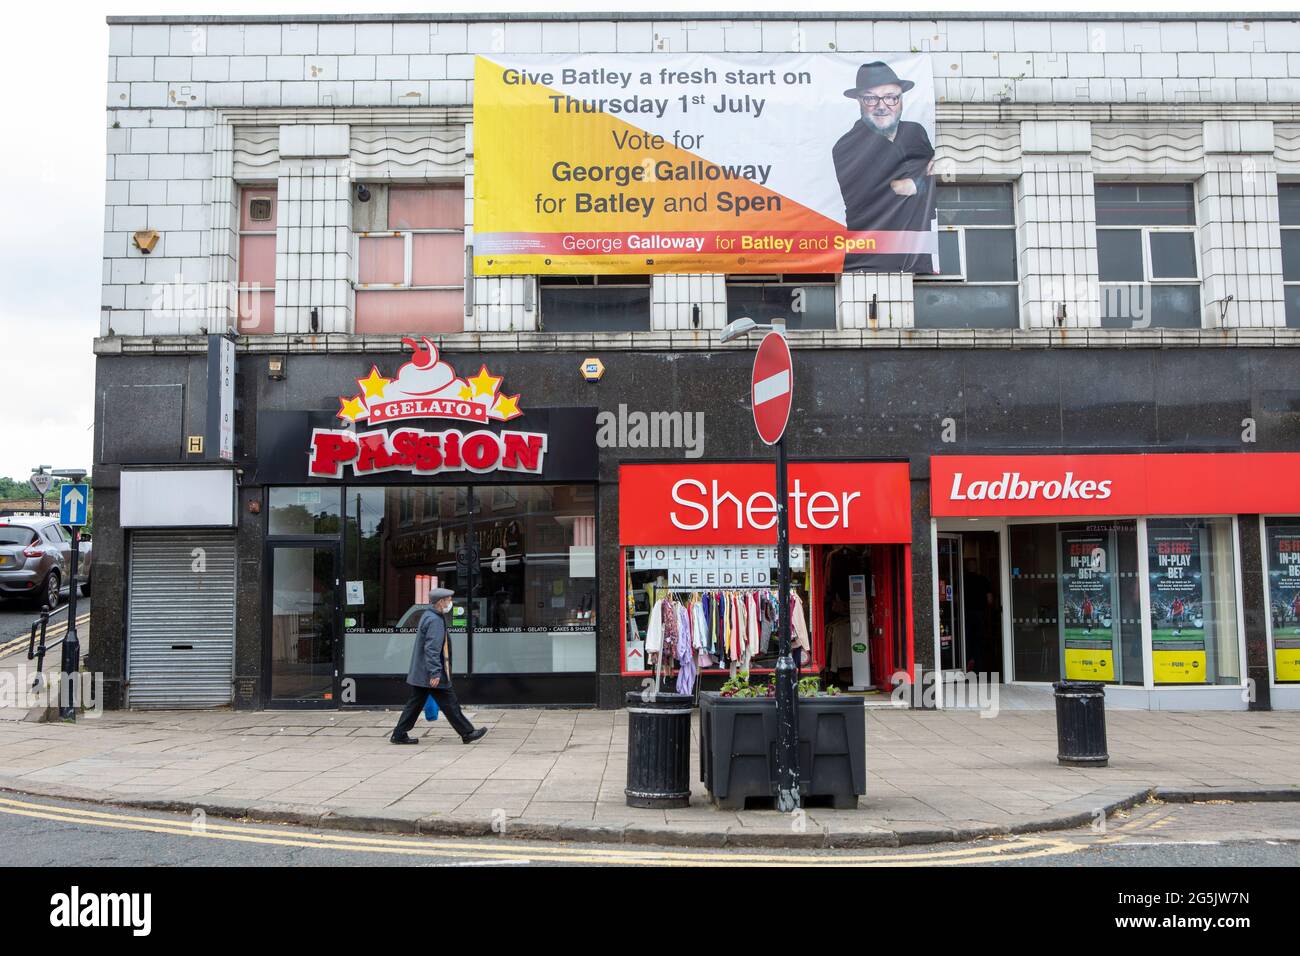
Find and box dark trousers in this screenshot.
[392,684,475,740]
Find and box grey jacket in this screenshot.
[406,609,451,688]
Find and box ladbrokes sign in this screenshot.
[931,453,1300,518]
[307,339,548,479]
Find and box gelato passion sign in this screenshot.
[308,427,546,479]
[306,340,548,479]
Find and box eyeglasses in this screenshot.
[859,94,902,107]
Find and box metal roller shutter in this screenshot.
[127,531,236,709]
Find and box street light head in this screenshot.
[52,469,87,481]
[720,316,757,344]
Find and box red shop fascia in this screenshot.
[618,461,914,682]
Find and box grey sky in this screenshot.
[0,0,1284,482]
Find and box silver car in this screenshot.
[0,516,92,608]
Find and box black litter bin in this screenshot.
[624,691,693,808]
[1052,681,1109,767]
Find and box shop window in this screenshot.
[342,484,595,678]
[471,485,596,673]
[539,275,651,332]
[267,487,342,536]
[237,186,277,333]
[1263,518,1300,683]
[355,184,465,335]
[1146,518,1240,686]
[1096,183,1201,329]
[726,274,836,330]
[623,545,812,675]
[1008,521,1143,686]
[914,183,1019,329]
[1280,185,1300,328]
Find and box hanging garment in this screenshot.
[692,600,708,652]
[675,603,691,660]
[790,590,812,661]
[645,597,667,654]
[746,592,760,657]
[676,634,697,695]
[663,597,681,656]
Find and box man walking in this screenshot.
[391,587,488,745]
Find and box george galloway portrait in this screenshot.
[832,60,938,273]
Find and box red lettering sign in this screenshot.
[308,427,548,479]
[932,453,1300,517]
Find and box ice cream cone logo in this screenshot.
[335,337,523,425]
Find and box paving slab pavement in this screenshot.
[0,706,1296,848]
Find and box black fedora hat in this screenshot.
[843,61,915,99]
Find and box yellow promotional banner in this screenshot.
[1277,649,1300,682]
[1266,523,1300,683]
[1152,649,1207,684]
[472,53,938,274]
[1064,648,1116,682]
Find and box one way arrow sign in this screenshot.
[60,483,89,527]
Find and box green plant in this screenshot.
[720,671,838,698]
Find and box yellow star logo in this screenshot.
[457,385,473,400]
[468,365,502,398]
[337,394,367,422]
[356,366,390,400]
[493,393,522,420]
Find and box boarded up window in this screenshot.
[356,184,465,334]
[237,187,276,334]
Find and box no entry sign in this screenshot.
[751,331,792,445]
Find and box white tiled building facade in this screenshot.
[101,13,1300,340]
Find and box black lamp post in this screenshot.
[720,316,799,812]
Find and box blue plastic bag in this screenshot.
[423,692,440,721]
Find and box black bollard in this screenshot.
[624,691,692,808]
[1052,680,1109,767]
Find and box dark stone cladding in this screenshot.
[88,345,1300,710]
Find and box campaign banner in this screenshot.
[473,53,938,274]
[1266,524,1300,683]
[1148,526,1207,684]
[1060,531,1116,682]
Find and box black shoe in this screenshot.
[461,728,487,745]
[390,734,420,745]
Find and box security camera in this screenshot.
[356,184,371,202]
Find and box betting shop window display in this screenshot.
[343,484,597,680]
[623,545,813,687]
[1146,518,1240,686]
[1264,518,1300,683]
[1009,520,1144,686]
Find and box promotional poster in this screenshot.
[473,52,938,274]
[1060,531,1116,682]
[1266,524,1300,682]
[1147,526,1207,684]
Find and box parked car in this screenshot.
[0,516,92,608]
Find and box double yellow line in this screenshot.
[0,612,90,661]
[0,795,1086,866]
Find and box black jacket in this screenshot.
[832,119,937,272]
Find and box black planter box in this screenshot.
[698,692,866,810]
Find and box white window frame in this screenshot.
[921,223,1019,286]
[235,186,276,325]
[1281,185,1300,324]
[1097,224,1200,285]
[1096,183,1201,327]
[352,227,465,294]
